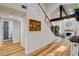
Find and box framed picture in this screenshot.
[29,19,41,31]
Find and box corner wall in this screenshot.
[25,4,56,54]
[13,20,21,43]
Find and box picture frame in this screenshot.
[29,19,41,31]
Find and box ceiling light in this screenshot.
[10,15,13,18]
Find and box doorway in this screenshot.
[3,21,9,40]
[3,21,12,44]
[2,20,21,45]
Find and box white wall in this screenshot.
[52,18,79,35]
[21,19,24,48]
[25,4,56,54]
[21,16,27,48]
[13,20,21,43]
[0,20,3,46]
[9,21,13,39]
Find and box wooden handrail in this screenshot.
[60,5,68,16]
[50,14,75,22]
[38,3,53,26]
[38,3,49,20]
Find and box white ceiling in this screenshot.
[42,3,61,13]
[51,3,78,19]
[42,3,78,19]
[0,3,78,20]
[0,4,26,19]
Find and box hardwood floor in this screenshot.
[31,39,70,56]
[0,40,25,56]
[0,39,70,56]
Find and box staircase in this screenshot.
[38,3,56,36]
[30,4,70,56]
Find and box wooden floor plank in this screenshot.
[10,50,25,56]
[0,39,70,56]
[31,39,70,56]
[0,41,25,56]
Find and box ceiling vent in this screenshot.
[21,5,27,9]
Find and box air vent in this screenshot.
[21,5,27,9]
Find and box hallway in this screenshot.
[0,3,79,56]
[0,41,25,56]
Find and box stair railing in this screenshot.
[38,3,53,30]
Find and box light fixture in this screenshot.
[10,15,13,18]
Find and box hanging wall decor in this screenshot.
[29,19,41,31]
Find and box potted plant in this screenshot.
[73,8,79,21]
[74,8,79,13]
